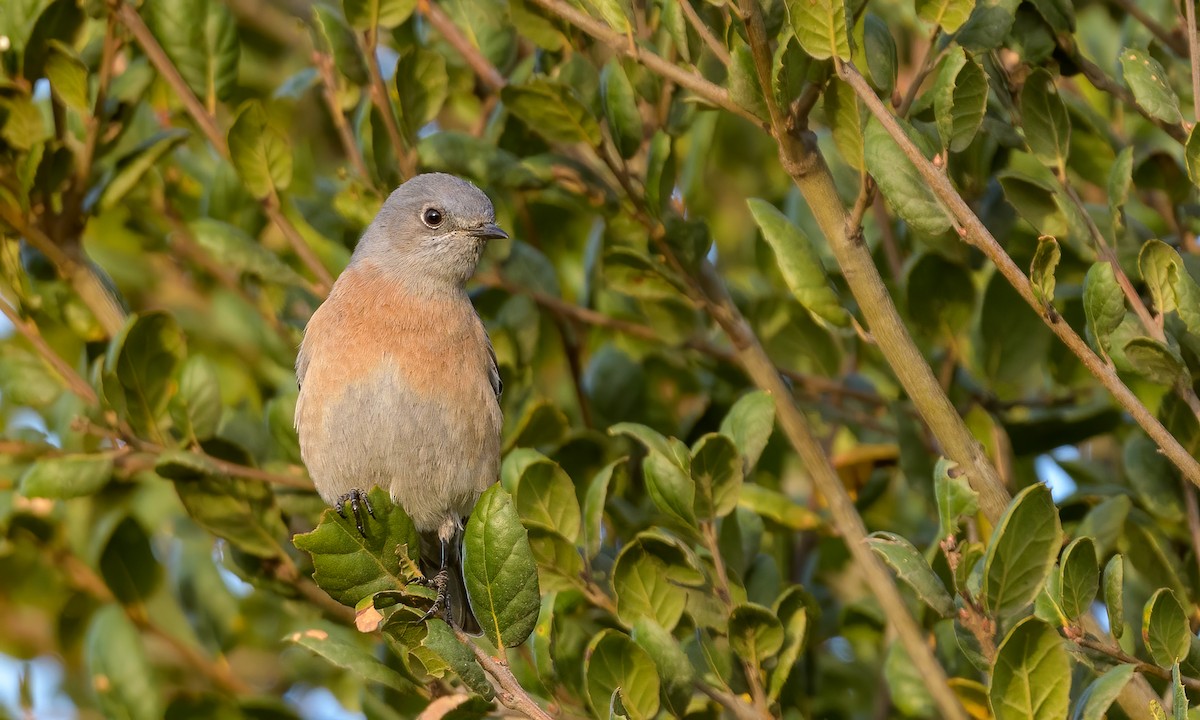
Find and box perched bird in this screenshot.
[294,173,507,632]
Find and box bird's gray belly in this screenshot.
[300,369,501,533]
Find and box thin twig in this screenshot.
[696,682,761,720]
[77,16,121,184]
[0,200,126,336]
[1066,47,1188,142]
[1187,0,1200,122]
[525,0,764,126]
[420,0,506,92]
[1076,634,1200,690]
[839,61,1200,489]
[313,51,372,182]
[0,297,98,404]
[679,0,731,66]
[474,271,887,405]
[74,418,315,489]
[1106,0,1188,56]
[451,626,554,720]
[58,552,251,695]
[113,1,334,294]
[362,24,416,179]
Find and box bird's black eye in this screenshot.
[422,207,444,227]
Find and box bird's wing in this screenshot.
[485,333,502,399]
[474,308,502,400]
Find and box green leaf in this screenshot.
[768,594,808,701]
[1120,47,1182,125]
[514,457,582,541]
[286,625,420,692]
[1083,262,1125,353]
[395,48,448,141]
[934,47,989,153]
[1122,337,1186,385]
[728,40,769,123]
[989,617,1070,720]
[785,0,851,61]
[166,449,289,560]
[188,218,307,286]
[416,619,495,699]
[462,485,541,648]
[1125,433,1185,523]
[612,535,692,630]
[583,459,620,558]
[609,423,697,529]
[1144,588,1190,666]
[906,252,976,338]
[1139,239,1183,316]
[917,0,974,31]
[864,115,952,236]
[1071,664,1135,720]
[982,483,1063,617]
[19,454,113,499]
[934,458,979,538]
[1104,554,1124,639]
[3,94,48,152]
[580,0,631,34]
[1030,236,1061,308]
[1057,537,1098,620]
[584,630,661,720]
[861,14,897,95]
[690,433,742,520]
[885,642,935,717]
[86,605,161,720]
[531,592,557,689]
[148,0,239,107]
[738,484,823,530]
[169,355,220,444]
[600,60,642,159]
[292,486,419,604]
[728,603,785,665]
[631,617,693,716]
[44,40,88,111]
[311,5,368,86]
[644,131,675,217]
[343,0,416,29]
[719,391,775,475]
[1021,69,1070,171]
[501,78,602,146]
[102,312,187,439]
[1109,146,1135,229]
[867,531,955,617]
[228,101,293,199]
[97,129,190,213]
[22,0,84,82]
[748,198,849,327]
[1187,126,1200,187]
[825,78,864,171]
[997,171,1068,238]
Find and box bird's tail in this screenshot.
[420,531,480,635]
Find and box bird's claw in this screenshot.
[419,569,450,623]
[334,489,375,536]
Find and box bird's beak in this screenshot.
[472,222,509,241]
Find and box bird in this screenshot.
[293,173,507,633]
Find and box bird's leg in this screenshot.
[420,539,451,623]
[334,489,375,536]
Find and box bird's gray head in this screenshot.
[351,173,507,289]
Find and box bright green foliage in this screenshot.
[8,0,1200,718]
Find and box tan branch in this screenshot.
[839,61,1200,490]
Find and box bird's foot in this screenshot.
[334,489,376,536]
[419,569,450,623]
